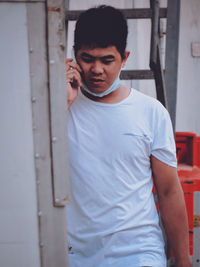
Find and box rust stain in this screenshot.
[48,7,61,13]
[60,44,65,51]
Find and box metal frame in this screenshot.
[65,8,167,21]
[150,0,168,108]
[47,0,70,208]
[165,0,180,129]
[27,1,69,266]
[120,69,154,80]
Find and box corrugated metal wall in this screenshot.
[0,3,40,266]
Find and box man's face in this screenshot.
[76,46,129,94]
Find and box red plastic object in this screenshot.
[153,132,200,257]
[175,132,200,256]
[176,132,200,168]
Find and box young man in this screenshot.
[66,5,191,267]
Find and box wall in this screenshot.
[176,0,200,135]
[0,3,40,267]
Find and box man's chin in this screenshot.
[88,80,105,88]
[86,83,108,92]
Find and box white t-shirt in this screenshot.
[67,88,177,267]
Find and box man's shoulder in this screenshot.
[133,89,166,113]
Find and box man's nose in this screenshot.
[90,61,103,75]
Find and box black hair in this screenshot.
[74,5,128,59]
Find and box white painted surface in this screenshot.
[0,3,40,267]
[191,42,200,57]
[176,0,200,135]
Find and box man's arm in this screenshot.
[151,155,191,267]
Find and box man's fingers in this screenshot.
[66,58,82,73]
[67,69,82,87]
[69,62,82,73]
[66,58,73,63]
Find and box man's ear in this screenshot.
[122,51,130,68]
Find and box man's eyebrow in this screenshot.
[80,52,115,60]
[101,55,115,60]
[81,52,95,58]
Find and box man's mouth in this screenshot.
[89,78,104,85]
[90,78,104,82]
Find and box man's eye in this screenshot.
[102,60,113,65]
[82,57,93,63]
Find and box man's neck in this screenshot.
[81,86,130,104]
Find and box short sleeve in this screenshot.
[151,105,177,167]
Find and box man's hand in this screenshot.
[66,58,82,108]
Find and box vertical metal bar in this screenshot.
[27,1,69,267]
[47,0,70,207]
[154,45,168,108]
[165,0,180,130]
[150,0,160,69]
[65,0,70,10]
[27,3,50,266]
[65,0,70,57]
[193,192,200,266]
[149,0,168,108]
